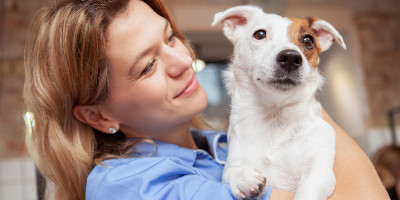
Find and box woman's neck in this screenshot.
[153,123,198,150]
[122,121,198,149]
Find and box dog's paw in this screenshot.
[226,169,267,200]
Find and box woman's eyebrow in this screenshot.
[129,19,170,75]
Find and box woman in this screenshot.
[24,0,388,199]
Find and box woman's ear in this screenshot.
[73,105,118,134]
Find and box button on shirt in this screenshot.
[86,129,272,200]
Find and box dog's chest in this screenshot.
[242,119,333,191]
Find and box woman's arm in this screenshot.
[323,110,389,200]
[269,110,389,200]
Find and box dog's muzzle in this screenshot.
[267,50,303,90]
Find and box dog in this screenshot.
[211,5,346,200]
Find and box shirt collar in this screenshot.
[191,129,228,165]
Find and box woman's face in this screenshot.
[102,0,208,138]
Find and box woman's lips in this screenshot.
[174,74,198,99]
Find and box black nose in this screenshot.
[276,50,302,73]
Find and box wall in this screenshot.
[1,0,44,159]
[354,12,400,126]
[0,0,44,199]
[354,11,400,154]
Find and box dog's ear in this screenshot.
[211,5,262,43]
[308,17,347,52]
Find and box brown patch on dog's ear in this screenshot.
[305,16,323,53]
[288,17,320,69]
[307,16,347,52]
[306,16,318,28]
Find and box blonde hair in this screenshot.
[23,0,207,199]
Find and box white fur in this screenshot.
[212,5,346,200]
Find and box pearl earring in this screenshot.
[108,127,117,134]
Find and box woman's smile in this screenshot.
[174,73,199,99]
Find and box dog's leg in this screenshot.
[223,128,267,199]
[294,130,336,200]
[295,161,335,200]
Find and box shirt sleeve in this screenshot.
[86,157,272,200]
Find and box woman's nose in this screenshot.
[161,46,193,78]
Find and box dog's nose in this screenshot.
[276,50,302,73]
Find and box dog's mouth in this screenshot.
[267,78,299,91]
[271,78,297,85]
[264,67,302,91]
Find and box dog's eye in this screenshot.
[302,35,315,49]
[253,30,267,40]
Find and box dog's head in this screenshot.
[212,5,346,94]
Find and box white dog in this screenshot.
[211,5,346,200]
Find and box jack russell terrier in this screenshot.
[211,5,346,200]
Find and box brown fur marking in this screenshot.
[288,17,321,69]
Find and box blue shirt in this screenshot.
[86,129,272,200]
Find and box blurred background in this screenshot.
[0,0,399,199]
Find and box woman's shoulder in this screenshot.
[86,156,197,199]
[88,156,194,181]
[90,157,165,176]
[87,157,162,187]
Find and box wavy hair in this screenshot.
[23,0,208,199]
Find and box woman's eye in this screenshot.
[140,58,157,76]
[167,32,177,45]
[253,30,267,40]
[302,35,315,49]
